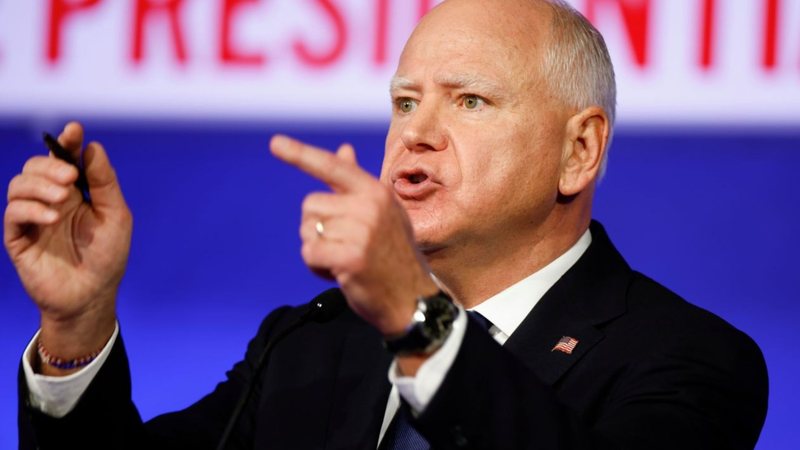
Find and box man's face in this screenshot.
[380,0,570,256]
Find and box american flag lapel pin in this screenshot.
[551,336,579,355]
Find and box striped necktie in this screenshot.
[383,407,429,450]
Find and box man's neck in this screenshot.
[428,217,590,309]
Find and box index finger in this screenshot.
[270,135,372,192]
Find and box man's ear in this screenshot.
[559,106,610,196]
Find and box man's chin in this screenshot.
[416,235,447,257]
[419,243,443,256]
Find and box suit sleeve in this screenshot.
[18,305,293,450]
[411,317,768,450]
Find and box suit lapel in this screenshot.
[504,221,631,386]
[505,314,606,386]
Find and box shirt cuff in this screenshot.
[388,306,467,414]
[22,322,119,418]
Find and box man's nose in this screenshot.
[399,101,448,152]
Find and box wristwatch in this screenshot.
[384,290,459,355]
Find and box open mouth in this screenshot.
[393,168,438,199]
[407,173,428,184]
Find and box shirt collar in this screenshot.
[469,229,592,340]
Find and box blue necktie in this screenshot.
[385,407,430,450]
[467,310,492,331]
[384,311,493,449]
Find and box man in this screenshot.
[7,0,767,449]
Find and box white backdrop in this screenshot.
[0,0,798,125]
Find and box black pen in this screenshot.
[43,132,91,203]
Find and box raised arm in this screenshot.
[5,121,132,376]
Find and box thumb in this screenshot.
[82,141,127,211]
[335,143,358,166]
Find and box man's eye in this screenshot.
[463,95,484,110]
[396,98,417,113]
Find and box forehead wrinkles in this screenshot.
[391,72,504,95]
[393,36,520,91]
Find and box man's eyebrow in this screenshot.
[434,73,505,98]
[389,76,416,93]
[389,74,507,100]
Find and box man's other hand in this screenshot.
[4,122,131,375]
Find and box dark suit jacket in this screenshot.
[18,222,768,449]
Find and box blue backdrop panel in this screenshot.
[1,121,797,448]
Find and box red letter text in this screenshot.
[699,0,716,69]
[585,0,651,68]
[762,0,779,70]
[294,0,347,67]
[373,0,435,66]
[47,0,102,63]
[220,0,266,66]
[132,0,188,64]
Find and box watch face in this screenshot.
[421,294,457,340]
[383,291,457,355]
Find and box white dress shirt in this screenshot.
[22,324,120,418]
[23,230,592,446]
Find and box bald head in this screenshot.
[417,0,554,39]
[402,0,616,169]
[405,0,553,90]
